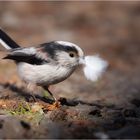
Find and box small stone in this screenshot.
[20,120,31,130]
[131,99,140,107]
[89,108,101,117]
[122,109,136,118]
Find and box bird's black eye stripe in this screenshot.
[63,46,78,54]
[40,42,78,58]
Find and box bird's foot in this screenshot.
[46,101,61,111]
[43,90,56,103]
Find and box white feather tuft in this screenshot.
[83,55,108,82]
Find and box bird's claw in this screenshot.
[46,101,61,111]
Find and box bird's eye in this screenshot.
[69,52,75,58]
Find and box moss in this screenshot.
[7,101,44,125]
[9,102,31,115]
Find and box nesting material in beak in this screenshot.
[82,55,108,82]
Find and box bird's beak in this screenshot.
[79,56,85,65]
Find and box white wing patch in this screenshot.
[83,55,108,82]
[12,47,36,55]
[0,38,11,50]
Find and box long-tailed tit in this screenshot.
[0,29,108,101]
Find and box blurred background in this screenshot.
[0,1,140,106]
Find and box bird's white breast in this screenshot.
[17,62,75,86]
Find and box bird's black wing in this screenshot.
[3,47,50,65]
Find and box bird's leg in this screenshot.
[43,86,56,102]
[47,88,57,101]
[42,86,61,110]
[27,83,37,102]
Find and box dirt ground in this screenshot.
[0,1,140,139]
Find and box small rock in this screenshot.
[20,120,31,130]
[58,97,78,106]
[122,109,136,118]
[89,106,101,117]
[131,99,140,107]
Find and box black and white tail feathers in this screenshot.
[0,28,47,64]
[0,28,20,50]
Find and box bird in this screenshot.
[0,28,85,101]
[0,29,108,103]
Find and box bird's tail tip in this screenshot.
[0,28,21,50]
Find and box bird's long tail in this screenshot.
[0,28,21,50]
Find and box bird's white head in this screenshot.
[55,41,84,67]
